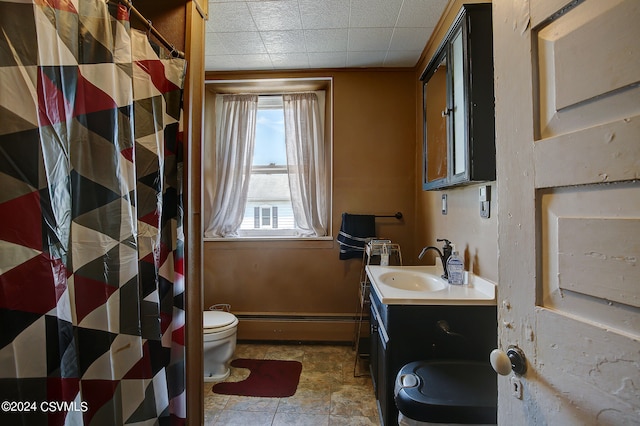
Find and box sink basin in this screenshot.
[378,271,446,292]
[365,265,496,305]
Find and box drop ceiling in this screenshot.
[205,0,449,72]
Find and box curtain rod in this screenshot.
[109,0,185,59]
[215,91,323,97]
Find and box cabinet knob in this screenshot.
[490,346,527,376]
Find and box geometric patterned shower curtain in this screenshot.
[0,1,187,424]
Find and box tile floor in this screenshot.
[204,343,381,425]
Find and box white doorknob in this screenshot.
[490,349,512,375]
[490,346,527,375]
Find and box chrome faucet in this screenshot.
[418,238,453,279]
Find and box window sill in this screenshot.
[204,236,333,242]
[203,235,334,249]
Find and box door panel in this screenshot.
[536,0,640,113]
[556,216,639,305]
[539,183,640,337]
[535,311,639,424]
[533,119,640,188]
[534,0,640,186]
[495,0,640,423]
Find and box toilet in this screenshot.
[203,308,239,382]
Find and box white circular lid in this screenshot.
[203,310,236,329]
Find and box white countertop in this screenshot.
[366,265,496,306]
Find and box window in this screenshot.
[239,96,296,235]
[203,79,332,240]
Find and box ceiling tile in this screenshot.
[397,0,448,28]
[349,0,403,28]
[384,50,423,67]
[298,0,350,29]
[347,51,387,68]
[205,55,237,71]
[208,2,256,32]
[232,53,273,70]
[261,30,306,54]
[216,31,267,55]
[270,53,310,69]
[348,28,393,52]
[304,29,348,52]
[205,32,228,55]
[248,0,302,31]
[308,51,348,68]
[390,27,431,51]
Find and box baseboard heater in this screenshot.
[234,313,367,342]
[236,313,360,322]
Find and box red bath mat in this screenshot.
[212,358,302,397]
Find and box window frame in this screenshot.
[203,78,333,241]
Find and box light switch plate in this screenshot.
[479,185,490,218]
[480,201,490,218]
[479,185,489,201]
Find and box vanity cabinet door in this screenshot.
[376,326,389,422]
[369,302,379,394]
[421,3,495,190]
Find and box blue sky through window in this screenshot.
[253,108,286,166]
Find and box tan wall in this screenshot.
[203,69,417,340]
[133,0,187,51]
[414,0,498,281]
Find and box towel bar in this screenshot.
[375,212,403,220]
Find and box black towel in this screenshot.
[337,213,376,260]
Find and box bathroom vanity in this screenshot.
[366,266,497,426]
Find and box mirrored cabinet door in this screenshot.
[421,3,495,190]
[424,54,448,186]
[450,28,466,178]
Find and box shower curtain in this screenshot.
[0,1,187,424]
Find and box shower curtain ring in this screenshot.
[146,19,152,37]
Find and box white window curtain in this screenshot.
[205,94,258,237]
[283,93,328,237]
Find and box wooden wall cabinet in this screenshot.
[421,4,495,190]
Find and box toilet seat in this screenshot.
[204,310,238,334]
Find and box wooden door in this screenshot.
[494,0,640,424]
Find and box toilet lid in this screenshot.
[203,310,237,331]
[394,360,497,423]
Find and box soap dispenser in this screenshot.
[446,245,464,285]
